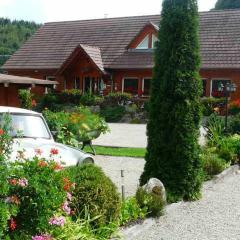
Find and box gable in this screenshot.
[127,22,159,50]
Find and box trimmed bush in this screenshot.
[141,0,203,201]
[136,188,164,217]
[102,92,132,107]
[18,89,35,110]
[100,105,126,122]
[59,89,82,105]
[63,165,121,227]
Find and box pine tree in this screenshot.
[215,0,240,10]
[140,0,203,201]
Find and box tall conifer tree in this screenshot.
[141,0,203,201]
[215,0,240,10]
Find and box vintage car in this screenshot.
[0,106,94,166]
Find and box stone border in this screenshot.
[120,164,240,240]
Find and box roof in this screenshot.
[0,106,40,115]
[0,74,58,85]
[3,9,240,70]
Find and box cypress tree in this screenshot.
[140,0,203,201]
[215,0,240,10]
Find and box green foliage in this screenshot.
[201,97,225,116]
[201,148,228,179]
[18,89,34,110]
[63,165,121,228]
[102,92,132,107]
[0,18,40,66]
[80,93,103,106]
[120,197,147,226]
[136,188,165,217]
[215,0,240,10]
[100,106,126,122]
[59,89,82,105]
[141,0,203,201]
[206,113,225,146]
[43,107,109,145]
[229,113,240,134]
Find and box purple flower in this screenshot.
[32,234,52,240]
[62,201,71,215]
[18,178,28,187]
[49,216,66,227]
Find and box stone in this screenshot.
[143,178,167,203]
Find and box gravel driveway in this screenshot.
[95,155,145,197]
[124,172,240,240]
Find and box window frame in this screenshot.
[136,35,149,50]
[122,77,139,95]
[142,77,152,96]
[211,78,232,97]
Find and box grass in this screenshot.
[84,145,146,158]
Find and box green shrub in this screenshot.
[136,188,165,217]
[201,97,225,116]
[100,106,126,122]
[63,165,121,228]
[80,93,103,106]
[35,93,61,112]
[43,107,109,145]
[120,197,147,226]
[18,89,35,110]
[59,89,82,105]
[202,148,228,179]
[103,92,132,107]
[229,113,240,134]
[229,100,240,115]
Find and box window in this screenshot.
[202,79,207,97]
[143,78,151,95]
[152,35,158,48]
[123,78,138,94]
[211,79,231,98]
[136,35,149,49]
[74,77,80,89]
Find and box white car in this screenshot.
[0,107,94,166]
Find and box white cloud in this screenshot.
[0,0,14,7]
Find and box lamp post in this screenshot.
[218,82,237,131]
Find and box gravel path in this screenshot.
[94,155,145,197]
[129,172,240,240]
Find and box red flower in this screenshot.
[9,179,18,186]
[39,160,48,168]
[10,218,17,231]
[53,162,64,170]
[0,128,4,136]
[50,148,59,155]
[63,178,72,191]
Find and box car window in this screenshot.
[0,114,51,139]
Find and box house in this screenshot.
[2,9,240,101]
[0,74,57,106]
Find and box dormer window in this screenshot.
[136,34,158,50]
[136,35,149,49]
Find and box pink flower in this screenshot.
[67,192,72,201]
[49,216,66,227]
[18,178,28,187]
[35,148,43,156]
[32,234,52,240]
[62,201,71,215]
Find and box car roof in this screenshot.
[0,106,40,115]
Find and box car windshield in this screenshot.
[0,114,51,139]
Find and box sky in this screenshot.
[0,0,218,23]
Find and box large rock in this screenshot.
[143,178,167,203]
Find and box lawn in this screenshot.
[84,145,146,158]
